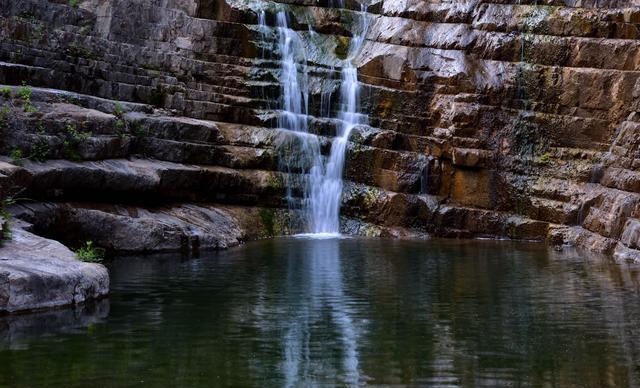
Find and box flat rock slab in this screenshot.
[0,225,109,314]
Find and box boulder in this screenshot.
[0,223,109,313]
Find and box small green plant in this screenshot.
[69,0,80,8]
[18,12,36,21]
[79,25,90,36]
[65,123,91,142]
[539,152,552,164]
[75,241,105,263]
[64,95,81,106]
[113,103,145,139]
[0,87,11,98]
[0,105,10,128]
[62,139,81,161]
[0,220,11,246]
[61,123,90,161]
[0,197,16,247]
[30,136,50,162]
[9,148,24,165]
[16,83,37,113]
[36,120,45,134]
[148,85,167,107]
[16,83,32,101]
[68,44,96,60]
[24,103,38,113]
[113,102,125,118]
[129,120,146,137]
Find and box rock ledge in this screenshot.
[0,223,109,314]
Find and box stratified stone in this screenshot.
[1,0,639,267]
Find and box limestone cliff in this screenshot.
[0,0,639,260]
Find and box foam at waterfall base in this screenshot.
[293,232,347,240]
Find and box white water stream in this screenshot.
[260,4,369,235]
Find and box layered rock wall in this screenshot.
[0,0,639,259]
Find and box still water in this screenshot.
[1,238,640,387]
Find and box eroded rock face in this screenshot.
[0,0,639,260]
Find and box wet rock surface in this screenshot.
[0,0,638,275]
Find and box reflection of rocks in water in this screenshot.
[0,299,110,349]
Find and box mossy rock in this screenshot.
[334,36,350,60]
[259,208,276,236]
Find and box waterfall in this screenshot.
[275,12,310,134]
[261,11,323,215]
[420,156,431,195]
[260,5,369,236]
[309,4,369,235]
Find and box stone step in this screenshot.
[434,205,549,241]
[525,196,580,225]
[601,167,640,192]
[11,201,300,254]
[2,158,290,206]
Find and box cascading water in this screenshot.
[259,4,369,236]
[260,11,322,212]
[309,4,369,234]
[274,12,310,134]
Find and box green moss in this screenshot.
[267,172,285,191]
[0,87,11,98]
[334,36,350,60]
[259,208,276,236]
[539,152,552,165]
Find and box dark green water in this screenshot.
[1,237,640,387]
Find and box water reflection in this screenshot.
[0,239,639,387]
[254,238,361,386]
[0,299,109,350]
